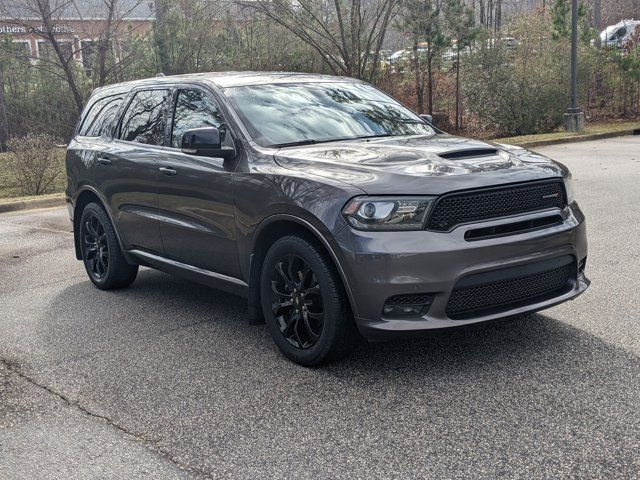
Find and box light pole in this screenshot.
[564,0,584,132]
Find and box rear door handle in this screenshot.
[96,155,112,165]
[159,166,177,176]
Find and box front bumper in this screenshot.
[334,203,589,339]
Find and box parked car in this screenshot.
[388,48,410,64]
[600,20,640,47]
[441,42,472,65]
[66,72,589,365]
[482,36,519,51]
[389,42,472,72]
[372,49,392,64]
[599,20,640,48]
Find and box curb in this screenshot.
[501,128,639,149]
[0,195,66,214]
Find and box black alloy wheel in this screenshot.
[269,254,324,349]
[260,235,360,366]
[82,212,109,279]
[79,202,138,290]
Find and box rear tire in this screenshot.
[79,202,138,290]
[260,235,359,366]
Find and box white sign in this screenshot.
[0,24,75,35]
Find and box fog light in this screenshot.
[382,294,434,318]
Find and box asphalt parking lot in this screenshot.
[1,136,639,479]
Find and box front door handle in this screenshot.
[96,155,112,165]
[159,166,177,176]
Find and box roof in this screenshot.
[0,0,154,21]
[95,72,361,92]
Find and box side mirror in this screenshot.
[181,127,235,159]
[420,114,434,125]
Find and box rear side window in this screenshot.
[118,89,170,145]
[78,94,124,137]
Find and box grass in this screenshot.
[493,120,640,145]
[0,151,66,201]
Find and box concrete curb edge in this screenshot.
[499,128,639,149]
[0,195,66,214]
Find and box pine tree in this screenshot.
[550,0,571,40]
[403,0,448,114]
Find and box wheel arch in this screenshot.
[73,187,124,260]
[247,215,356,324]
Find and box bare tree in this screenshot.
[475,0,504,31]
[71,0,152,86]
[240,0,401,80]
[0,62,8,149]
[404,0,448,114]
[0,0,151,112]
[0,0,85,112]
[97,0,116,85]
[153,0,171,73]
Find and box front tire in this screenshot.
[260,235,359,366]
[79,202,138,290]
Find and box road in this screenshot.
[1,136,639,479]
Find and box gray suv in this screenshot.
[66,72,589,365]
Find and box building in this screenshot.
[0,0,154,71]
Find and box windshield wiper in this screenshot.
[348,133,395,140]
[269,129,430,148]
[269,139,320,148]
[270,134,395,148]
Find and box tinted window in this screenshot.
[119,89,170,145]
[79,94,124,137]
[171,89,231,148]
[224,82,434,147]
[612,27,626,39]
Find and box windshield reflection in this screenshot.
[224,82,434,148]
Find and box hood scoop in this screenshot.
[437,148,499,160]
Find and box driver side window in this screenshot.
[171,89,232,149]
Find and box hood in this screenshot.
[274,134,564,195]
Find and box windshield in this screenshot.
[224,82,434,148]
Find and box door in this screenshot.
[96,88,171,254]
[157,87,239,277]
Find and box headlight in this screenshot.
[342,196,435,231]
[563,173,576,204]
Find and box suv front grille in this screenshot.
[426,180,567,231]
[446,256,574,320]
